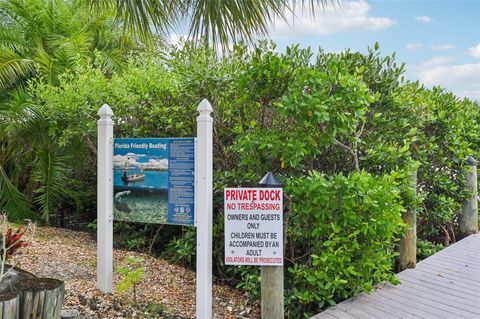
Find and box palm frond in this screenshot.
[32,146,70,223]
[0,26,28,54]
[33,45,66,84]
[0,165,33,220]
[0,48,35,92]
[0,0,45,36]
[187,0,286,48]
[95,48,126,73]
[0,88,41,139]
[87,0,335,50]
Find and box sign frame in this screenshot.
[224,187,284,266]
[112,137,195,226]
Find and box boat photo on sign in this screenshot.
[113,138,195,225]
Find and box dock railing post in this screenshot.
[97,104,114,293]
[459,156,478,239]
[398,168,417,271]
[258,172,284,319]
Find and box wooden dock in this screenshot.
[312,234,480,319]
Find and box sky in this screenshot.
[266,0,480,101]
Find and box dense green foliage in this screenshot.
[286,172,404,314]
[0,0,136,92]
[3,1,477,317]
[16,41,479,317]
[0,0,139,221]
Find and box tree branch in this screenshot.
[333,138,360,171]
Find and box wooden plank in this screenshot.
[419,261,480,275]
[415,260,480,279]
[417,262,480,282]
[409,265,480,288]
[311,235,480,319]
[434,252,480,265]
[321,305,370,319]
[350,293,418,318]
[440,238,480,250]
[433,250,480,265]
[371,285,471,318]
[315,308,359,319]
[334,299,386,318]
[393,276,480,312]
[434,245,480,256]
[399,269,480,297]
[447,236,480,246]
[430,251,480,267]
[429,247,480,259]
[397,274,480,302]
[361,291,437,319]
[338,295,402,318]
[389,282,480,317]
[311,311,338,319]
[369,288,457,319]
[417,261,480,277]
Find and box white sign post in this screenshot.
[97,104,114,293]
[196,99,213,319]
[97,99,214,316]
[224,188,283,266]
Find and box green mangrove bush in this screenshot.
[2,41,479,316]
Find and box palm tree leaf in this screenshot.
[0,88,41,139]
[187,0,285,47]
[0,26,28,54]
[95,48,126,72]
[0,165,34,220]
[87,0,176,40]
[32,146,71,223]
[0,48,35,92]
[33,45,67,85]
[86,0,337,50]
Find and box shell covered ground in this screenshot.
[11,226,259,319]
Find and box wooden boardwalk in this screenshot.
[312,234,480,319]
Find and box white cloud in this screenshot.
[419,56,457,68]
[415,15,434,23]
[147,159,169,170]
[114,155,169,170]
[431,44,456,51]
[415,56,480,101]
[114,155,138,169]
[469,44,480,58]
[268,1,396,37]
[406,43,423,50]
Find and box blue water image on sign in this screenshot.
[113,138,195,226]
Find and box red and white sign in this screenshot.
[224,188,283,266]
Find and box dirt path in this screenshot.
[11,226,259,319]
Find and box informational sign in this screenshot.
[224,188,283,266]
[113,138,195,225]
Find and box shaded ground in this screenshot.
[11,226,259,319]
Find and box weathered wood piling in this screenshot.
[14,278,64,319]
[0,292,19,319]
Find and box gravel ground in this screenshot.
[11,226,259,319]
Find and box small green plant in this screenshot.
[142,303,188,319]
[87,219,97,231]
[126,238,145,251]
[161,229,196,266]
[417,239,444,260]
[115,256,145,304]
[236,267,261,301]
